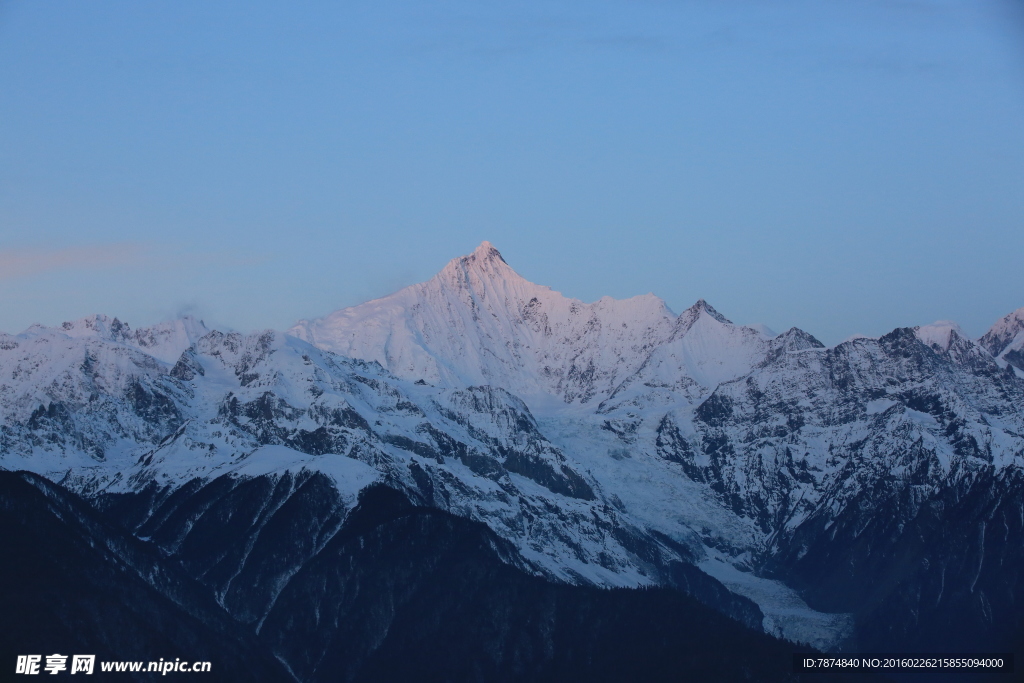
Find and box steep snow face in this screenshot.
[290,243,773,408]
[0,321,183,466]
[598,300,780,413]
[980,307,1024,372]
[661,328,1024,540]
[542,320,1024,550]
[0,314,210,466]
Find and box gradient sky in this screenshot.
[1,0,1023,345]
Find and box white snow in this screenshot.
[980,306,1024,358]
[289,242,770,409]
[231,445,381,501]
[699,557,854,650]
[914,320,965,352]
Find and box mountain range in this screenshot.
[3,241,1023,681]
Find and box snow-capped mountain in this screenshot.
[4,242,1024,663]
[288,242,773,408]
[980,306,1024,372]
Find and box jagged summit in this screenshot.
[980,307,1024,372]
[288,243,776,407]
[427,241,546,312]
[980,307,1024,357]
[437,241,513,280]
[692,299,731,324]
[915,320,967,352]
[289,243,672,402]
[473,240,505,263]
[673,299,733,337]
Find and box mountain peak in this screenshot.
[435,241,522,290]
[471,240,505,263]
[914,320,966,353]
[678,299,732,328]
[980,306,1024,358]
[288,245,776,404]
[693,299,730,323]
[664,299,735,345]
[448,241,507,271]
[462,241,509,271]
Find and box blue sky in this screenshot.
[1,0,1022,345]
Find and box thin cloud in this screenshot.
[0,242,270,282]
[0,243,148,281]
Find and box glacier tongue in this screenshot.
[698,557,854,650]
